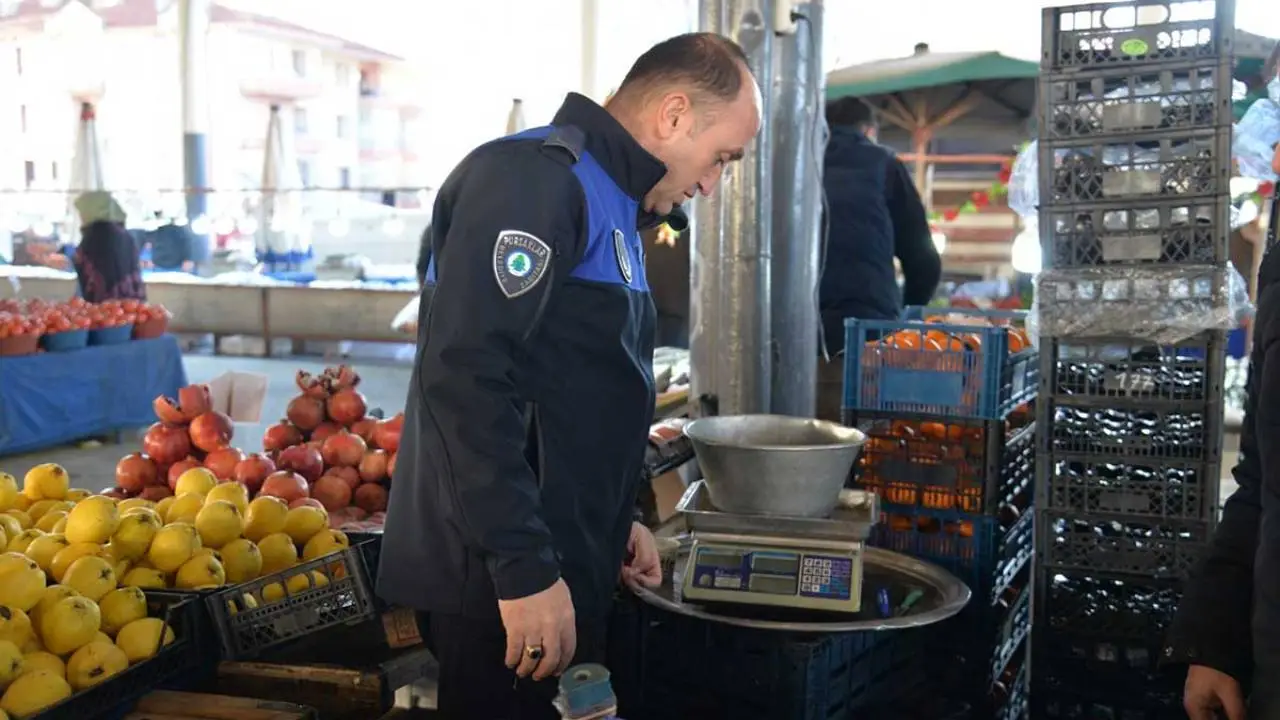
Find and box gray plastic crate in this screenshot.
[1039,195,1230,268]
[1040,61,1232,142]
[1035,510,1211,580]
[1041,0,1234,71]
[1038,129,1231,206]
[1036,332,1227,409]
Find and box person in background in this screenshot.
[819,97,941,347]
[642,223,690,347]
[377,32,761,720]
[72,191,145,303]
[814,98,941,422]
[146,211,197,273]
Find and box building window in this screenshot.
[335,115,348,139]
[23,161,34,189]
[50,162,58,181]
[338,167,350,189]
[297,160,311,187]
[14,48,21,75]
[294,107,308,135]
[291,49,306,77]
[18,105,26,133]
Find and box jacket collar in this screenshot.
[551,93,687,232]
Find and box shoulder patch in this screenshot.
[613,229,633,284]
[493,230,552,299]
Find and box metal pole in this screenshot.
[179,0,211,272]
[768,0,823,418]
[691,0,774,416]
[580,0,600,100]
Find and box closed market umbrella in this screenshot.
[257,103,311,273]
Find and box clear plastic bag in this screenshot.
[1030,264,1253,344]
[391,295,419,334]
[1008,140,1039,220]
[1234,98,1280,181]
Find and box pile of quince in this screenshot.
[0,462,352,718]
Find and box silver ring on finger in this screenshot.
[525,643,544,661]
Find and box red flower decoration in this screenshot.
[997,167,1013,184]
[970,191,990,208]
[942,209,960,222]
[1260,181,1276,198]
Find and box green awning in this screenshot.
[826,51,1039,101]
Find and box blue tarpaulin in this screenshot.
[0,335,187,456]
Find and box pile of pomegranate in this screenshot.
[0,298,170,338]
[109,364,402,533]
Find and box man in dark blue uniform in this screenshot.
[378,33,762,720]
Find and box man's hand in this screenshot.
[1185,664,1246,720]
[621,521,662,588]
[498,578,576,681]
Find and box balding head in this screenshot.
[608,33,762,215]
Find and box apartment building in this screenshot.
[0,0,426,214]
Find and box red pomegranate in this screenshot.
[354,483,388,514]
[233,454,276,494]
[326,368,366,426]
[286,395,326,432]
[189,411,234,453]
[139,485,174,502]
[262,422,303,452]
[323,466,361,491]
[296,370,330,399]
[167,456,202,490]
[152,396,186,425]
[143,423,192,467]
[321,432,367,468]
[350,417,378,444]
[178,384,213,418]
[373,414,404,454]
[358,450,389,483]
[276,445,324,484]
[203,447,245,480]
[312,474,353,512]
[260,471,310,504]
[310,422,343,444]
[115,453,157,494]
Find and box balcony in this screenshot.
[240,74,324,103]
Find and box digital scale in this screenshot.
[676,480,878,613]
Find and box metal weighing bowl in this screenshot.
[683,414,867,518]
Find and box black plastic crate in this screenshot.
[844,409,1034,516]
[1038,131,1230,206]
[1033,571,1187,719]
[1039,450,1220,521]
[207,543,377,660]
[1036,511,1211,579]
[1041,61,1231,141]
[998,662,1029,720]
[35,590,212,720]
[1046,402,1220,461]
[1034,571,1183,688]
[1041,196,1229,268]
[1040,0,1234,71]
[1039,332,1227,408]
[615,599,934,720]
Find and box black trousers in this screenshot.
[419,611,607,720]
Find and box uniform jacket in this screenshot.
[377,93,677,623]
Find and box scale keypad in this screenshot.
[798,555,853,600]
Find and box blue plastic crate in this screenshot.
[843,308,1038,420]
[41,329,89,352]
[89,323,134,346]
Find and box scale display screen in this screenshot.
[688,546,855,603]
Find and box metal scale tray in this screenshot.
[677,480,878,542]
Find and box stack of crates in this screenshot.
[1033,1,1234,717]
[841,306,1039,719]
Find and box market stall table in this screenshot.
[0,334,187,455]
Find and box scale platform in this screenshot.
[677,480,878,613]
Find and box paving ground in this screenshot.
[0,353,415,492]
